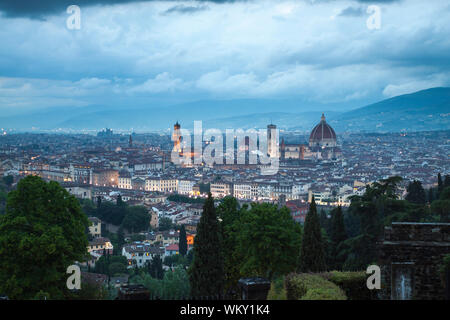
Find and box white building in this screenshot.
[122,242,165,268]
[178,179,196,195]
[145,177,178,193]
[210,182,233,198]
[233,182,258,200]
[118,170,132,189]
[88,217,101,238]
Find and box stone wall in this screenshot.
[379,222,450,300]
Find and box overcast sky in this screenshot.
[1,0,449,114]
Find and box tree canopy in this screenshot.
[236,202,302,280]
[189,193,224,297]
[299,197,327,273]
[179,224,187,256]
[0,176,89,299]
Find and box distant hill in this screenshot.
[327,87,450,132]
[0,98,349,132]
[0,87,448,132]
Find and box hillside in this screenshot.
[0,87,448,132]
[327,87,450,132]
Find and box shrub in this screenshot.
[301,288,346,300]
[285,273,307,300]
[267,276,287,300]
[109,262,128,276]
[321,271,376,300]
[285,273,346,300]
[439,254,450,286]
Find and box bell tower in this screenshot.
[172,121,182,153]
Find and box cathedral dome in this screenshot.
[309,113,337,147]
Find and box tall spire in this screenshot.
[321,113,326,122]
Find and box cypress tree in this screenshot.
[319,209,331,235]
[149,255,164,280]
[299,197,327,273]
[444,175,450,189]
[179,224,188,256]
[116,194,124,206]
[428,187,434,204]
[438,173,443,195]
[330,206,347,270]
[189,193,224,297]
[405,180,426,204]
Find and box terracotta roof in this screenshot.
[165,244,179,251]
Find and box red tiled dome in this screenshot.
[309,113,336,143]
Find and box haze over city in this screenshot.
[1,0,449,132]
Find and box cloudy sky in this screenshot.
[1,0,449,116]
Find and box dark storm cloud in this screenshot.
[162,4,210,15]
[338,6,365,17]
[0,0,235,19]
[0,0,402,19]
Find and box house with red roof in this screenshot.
[165,243,179,256]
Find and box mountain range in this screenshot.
[0,87,449,133]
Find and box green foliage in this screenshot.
[186,248,194,266]
[405,180,426,205]
[216,197,303,297]
[132,266,190,299]
[94,255,127,275]
[237,203,302,280]
[189,193,224,297]
[158,217,175,231]
[96,200,126,225]
[344,176,421,269]
[267,276,287,300]
[95,198,150,232]
[216,196,242,296]
[179,224,187,256]
[2,175,13,187]
[0,190,7,215]
[79,198,97,217]
[164,254,189,268]
[116,194,124,206]
[109,262,127,276]
[69,281,109,300]
[148,254,164,280]
[301,287,346,300]
[130,234,146,242]
[285,273,346,300]
[321,271,375,300]
[329,206,347,270]
[284,273,307,299]
[318,209,331,235]
[33,290,51,300]
[428,187,436,204]
[343,209,361,238]
[439,254,450,275]
[121,205,150,233]
[430,186,450,222]
[438,253,450,288]
[299,197,326,272]
[167,194,205,204]
[445,175,450,189]
[0,176,89,299]
[438,173,443,195]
